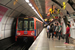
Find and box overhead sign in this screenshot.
[63,2,66,9]
[0,5,8,22]
[51,14,58,16]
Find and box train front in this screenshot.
[15,17,35,41]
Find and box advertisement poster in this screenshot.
[0,5,8,22]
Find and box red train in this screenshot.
[15,17,43,41]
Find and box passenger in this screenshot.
[55,23,59,38]
[65,24,70,44]
[67,21,70,27]
[54,23,57,37]
[47,24,50,38]
[58,23,62,40]
[60,23,64,39]
[49,23,52,38]
[51,23,54,39]
[67,21,70,37]
[54,23,57,31]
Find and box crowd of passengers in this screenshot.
[47,21,70,44]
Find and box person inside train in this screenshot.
[65,24,70,44]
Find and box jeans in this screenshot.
[58,32,61,40]
[52,32,54,38]
[55,31,58,37]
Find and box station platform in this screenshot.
[29,28,75,50]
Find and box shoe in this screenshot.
[66,43,68,44]
[64,42,68,44]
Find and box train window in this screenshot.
[24,21,28,30]
[18,18,34,31]
[29,21,34,30]
[18,20,23,30]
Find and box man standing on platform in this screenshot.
[47,24,50,38]
[65,24,70,44]
[58,23,62,40]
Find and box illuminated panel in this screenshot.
[30,0,43,18]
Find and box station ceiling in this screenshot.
[46,0,75,16]
[0,0,75,21]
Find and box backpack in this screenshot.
[49,27,53,32]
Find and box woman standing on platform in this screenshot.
[65,24,70,44]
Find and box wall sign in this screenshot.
[0,5,8,22]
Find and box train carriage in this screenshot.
[15,17,43,41]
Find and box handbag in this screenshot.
[54,32,56,34]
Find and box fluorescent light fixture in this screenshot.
[28,3,32,7]
[25,0,29,3]
[25,1,44,22]
[32,7,35,10]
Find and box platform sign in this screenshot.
[0,5,8,22]
[52,14,58,16]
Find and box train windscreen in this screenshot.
[18,18,34,31]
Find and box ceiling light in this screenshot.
[28,3,32,7]
[25,0,29,3]
[32,7,35,10]
[25,0,44,22]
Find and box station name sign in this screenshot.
[51,14,58,16]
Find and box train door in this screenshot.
[36,21,38,36]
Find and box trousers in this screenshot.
[66,34,69,43]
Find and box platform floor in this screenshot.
[29,28,75,50]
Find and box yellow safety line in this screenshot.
[35,38,41,50]
[35,29,44,50]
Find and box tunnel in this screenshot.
[0,0,75,50]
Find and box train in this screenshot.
[15,17,43,41]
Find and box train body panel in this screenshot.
[17,31,34,36]
[15,17,43,41]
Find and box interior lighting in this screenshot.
[25,0,29,3]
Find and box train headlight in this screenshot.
[31,32,34,35]
[17,32,21,35]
